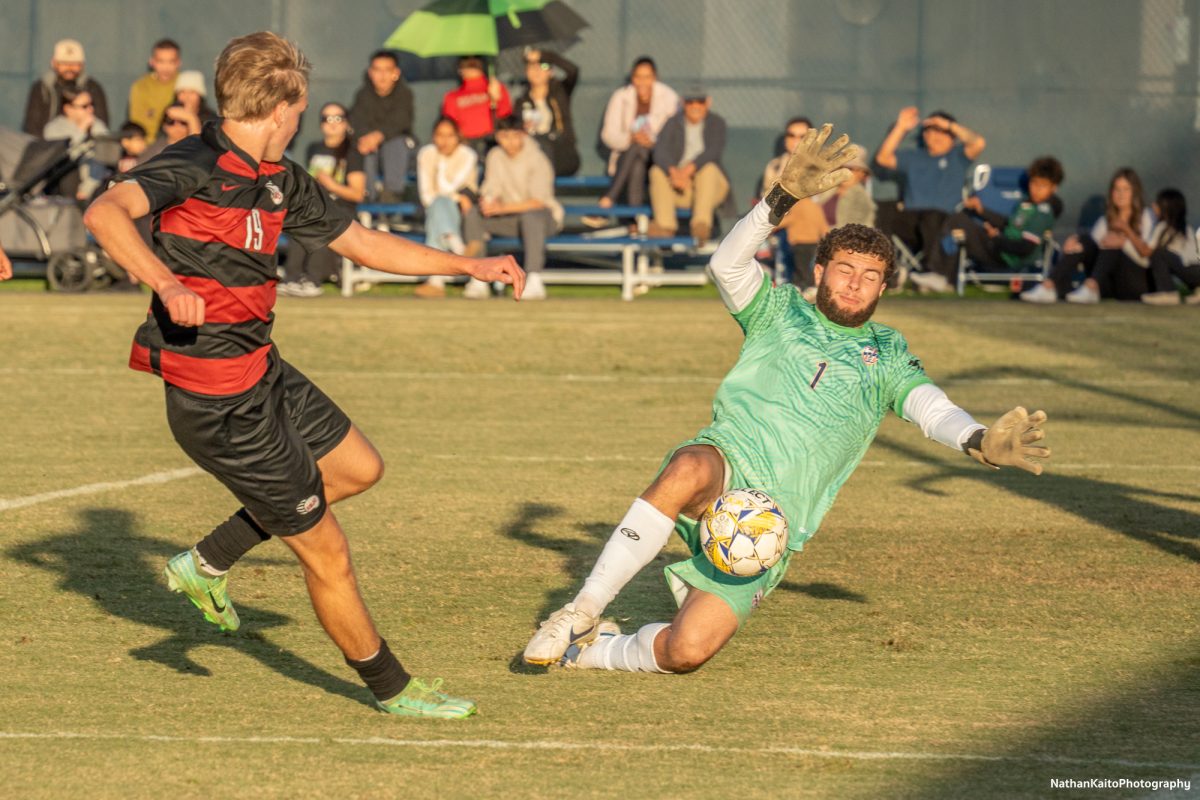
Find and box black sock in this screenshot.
[195,509,271,573]
[347,638,411,701]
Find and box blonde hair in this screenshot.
[214,31,310,121]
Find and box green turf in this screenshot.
[1,291,1197,799]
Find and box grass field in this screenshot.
[2,286,1198,799]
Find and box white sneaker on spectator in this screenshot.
[523,272,547,300]
[1141,291,1181,306]
[1065,284,1100,304]
[279,279,322,298]
[1019,283,1058,304]
[909,271,951,293]
[463,277,491,300]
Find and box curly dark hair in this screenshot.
[1028,156,1064,186]
[815,224,895,281]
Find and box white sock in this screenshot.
[576,622,671,673]
[574,498,675,618]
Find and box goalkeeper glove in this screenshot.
[964,407,1050,475]
[763,123,858,224]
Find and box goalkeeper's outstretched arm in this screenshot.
[902,384,1050,475]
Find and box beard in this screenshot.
[815,280,880,328]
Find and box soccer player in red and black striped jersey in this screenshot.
[84,32,522,719]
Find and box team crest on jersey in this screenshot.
[265,180,283,206]
[296,494,321,515]
[861,345,879,365]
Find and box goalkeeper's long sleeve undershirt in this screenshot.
[707,201,774,314]
[902,383,986,451]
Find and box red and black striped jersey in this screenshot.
[123,121,353,395]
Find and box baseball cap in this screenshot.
[682,83,708,102]
[175,70,207,97]
[53,39,85,63]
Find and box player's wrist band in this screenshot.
[764,182,798,224]
[962,428,994,465]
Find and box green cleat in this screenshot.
[164,549,240,632]
[377,677,477,719]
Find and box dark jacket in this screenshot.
[23,70,110,137]
[348,77,414,142]
[652,110,735,216]
[514,51,580,176]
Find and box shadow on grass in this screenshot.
[499,500,867,672]
[875,436,1200,563]
[7,507,370,707]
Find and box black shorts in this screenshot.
[164,351,352,535]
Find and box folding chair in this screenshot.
[952,164,1056,295]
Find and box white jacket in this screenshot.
[599,81,680,174]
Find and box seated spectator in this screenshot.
[875,106,986,291]
[818,149,876,229]
[597,57,679,209]
[414,118,479,299]
[128,39,181,140]
[349,50,415,202]
[42,86,109,202]
[23,39,109,138]
[1141,189,1200,305]
[936,156,1063,289]
[1021,167,1154,304]
[279,102,367,297]
[164,70,218,137]
[137,102,193,164]
[761,117,825,292]
[442,55,511,157]
[647,85,730,245]
[515,48,580,177]
[116,121,148,172]
[462,115,561,300]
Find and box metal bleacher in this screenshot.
[339,176,711,301]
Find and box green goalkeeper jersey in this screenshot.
[691,275,931,551]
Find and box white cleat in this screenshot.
[523,603,600,666]
[559,620,621,668]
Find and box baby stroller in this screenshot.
[0,126,124,291]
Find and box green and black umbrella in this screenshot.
[384,0,588,58]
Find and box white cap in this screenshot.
[53,39,85,63]
[175,70,207,97]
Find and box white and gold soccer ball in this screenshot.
[699,489,789,577]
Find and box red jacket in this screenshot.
[441,75,512,140]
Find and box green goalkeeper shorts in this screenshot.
[659,438,794,626]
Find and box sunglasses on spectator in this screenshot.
[321,114,346,123]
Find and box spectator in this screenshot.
[23,39,109,138]
[761,117,826,292]
[42,86,109,202]
[1021,167,1154,304]
[818,149,877,229]
[442,55,511,156]
[116,121,148,172]
[348,50,415,202]
[1141,189,1200,305]
[128,39,181,141]
[937,156,1063,288]
[647,85,730,245]
[597,56,679,208]
[462,115,561,300]
[164,70,218,137]
[515,48,580,177]
[414,118,479,299]
[137,102,192,164]
[875,106,986,291]
[0,240,10,280]
[279,102,367,298]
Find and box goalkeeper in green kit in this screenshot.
[523,124,1051,674]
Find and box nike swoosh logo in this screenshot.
[567,623,596,645]
[221,183,239,191]
[207,589,226,612]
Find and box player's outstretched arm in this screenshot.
[762,123,858,225]
[964,407,1050,475]
[329,222,525,300]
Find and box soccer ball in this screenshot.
[699,489,789,577]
